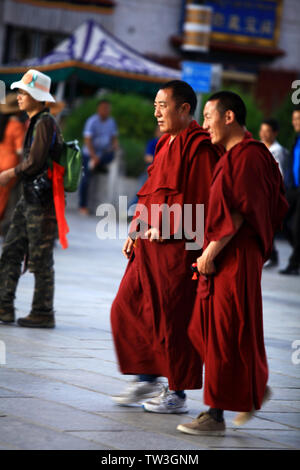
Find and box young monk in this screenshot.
[177,91,289,435]
[111,80,221,413]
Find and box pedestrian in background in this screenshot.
[279,105,300,276]
[259,118,288,268]
[79,99,119,215]
[0,94,26,236]
[259,118,288,176]
[0,69,63,328]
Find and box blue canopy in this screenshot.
[0,20,181,95]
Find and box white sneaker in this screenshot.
[142,386,188,414]
[112,380,163,406]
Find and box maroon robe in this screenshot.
[111,121,220,390]
[188,135,289,410]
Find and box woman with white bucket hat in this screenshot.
[0,69,63,328]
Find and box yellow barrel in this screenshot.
[182,4,212,52]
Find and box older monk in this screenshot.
[110,80,221,413]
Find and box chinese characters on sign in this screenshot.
[185,0,282,47]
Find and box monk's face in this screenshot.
[154,88,189,137]
[203,100,228,145]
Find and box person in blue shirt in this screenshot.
[79,99,119,215]
[279,106,300,275]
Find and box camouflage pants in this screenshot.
[0,195,57,316]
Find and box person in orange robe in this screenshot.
[111,80,221,413]
[0,94,25,229]
[177,91,289,436]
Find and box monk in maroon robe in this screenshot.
[177,91,289,435]
[111,81,221,413]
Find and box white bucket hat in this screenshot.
[11,69,55,102]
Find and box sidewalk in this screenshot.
[0,210,299,451]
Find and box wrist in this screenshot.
[203,244,216,263]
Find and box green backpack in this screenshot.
[58,139,82,192]
[34,111,83,192]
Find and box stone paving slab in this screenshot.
[98,411,289,450]
[0,397,136,432]
[256,412,300,429]
[0,416,110,450]
[237,429,300,449]
[0,211,299,451]
[68,430,205,451]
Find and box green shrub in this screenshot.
[119,136,146,177]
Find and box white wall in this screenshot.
[270,0,300,72]
[2,0,182,62]
[113,0,181,57]
[2,0,299,72]
[3,0,114,35]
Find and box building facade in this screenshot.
[0,0,299,112]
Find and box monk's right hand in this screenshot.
[144,227,164,243]
[122,236,134,259]
[197,252,216,276]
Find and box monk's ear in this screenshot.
[225,109,235,125]
[180,102,191,116]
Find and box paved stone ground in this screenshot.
[0,210,299,451]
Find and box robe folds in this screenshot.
[188,135,289,411]
[111,121,221,390]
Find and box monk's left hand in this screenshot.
[144,227,164,243]
[197,253,216,276]
[0,169,14,186]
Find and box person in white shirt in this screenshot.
[259,118,288,176]
[259,118,288,268]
